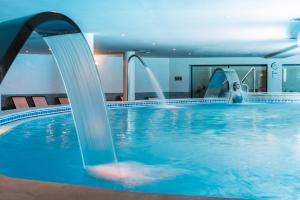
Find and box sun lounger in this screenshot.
[11,96,29,109]
[58,97,69,105]
[32,96,48,107]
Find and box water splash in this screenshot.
[145,67,166,100]
[87,161,188,187]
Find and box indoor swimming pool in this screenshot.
[1,102,300,199]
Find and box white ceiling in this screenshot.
[1,0,300,57]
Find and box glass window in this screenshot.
[282,65,300,92]
[230,65,267,93]
[191,65,223,98]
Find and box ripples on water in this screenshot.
[1,103,300,199]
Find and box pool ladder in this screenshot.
[241,67,256,93]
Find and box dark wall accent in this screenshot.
[105,93,123,101]
[1,94,68,110]
[105,92,192,101]
[1,92,193,110]
[1,93,124,110]
[167,92,191,99]
[135,92,191,100]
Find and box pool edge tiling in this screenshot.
[2,96,300,125]
[0,99,225,125]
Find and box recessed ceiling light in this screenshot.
[146,51,151,54]
[172,48,176,51]
[25,50,29,53]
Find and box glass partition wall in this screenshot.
[191,65,267,98]
[282,65,300,92]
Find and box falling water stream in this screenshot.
[44,33,116,167]
[144,67,166,100]
[44,33,184,186]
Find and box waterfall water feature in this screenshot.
[144,67,166,100]
[44,33,117,167]
[45,33,184,186]
[204,68,241,98]
[127,54,166,101]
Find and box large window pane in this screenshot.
[282,65,300,92]
[191,65,223,98]
[230,65,267,93]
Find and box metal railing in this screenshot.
[241,67,256,93]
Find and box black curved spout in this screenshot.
[126,54,148,100]
[0,11,81,83]
[127,54,148,67]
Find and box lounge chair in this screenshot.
[58,97,69,105]
[11,96,29,109]
[32,96,48,107]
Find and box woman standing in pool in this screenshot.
[229,81,244,103]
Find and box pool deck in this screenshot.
[0,175,239,200]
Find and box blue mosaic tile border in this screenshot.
[0,106,71,126]
[107,98,228,108]
[246,97,300,103]
[2,98,300,125]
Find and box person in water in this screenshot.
[229,81,244,103]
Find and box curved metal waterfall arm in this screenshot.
[0,11,81,83]
[127,54,148,67]
[126,54,148,100]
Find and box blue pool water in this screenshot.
[1,103,300,199]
